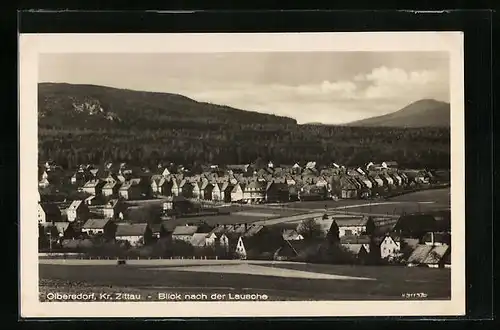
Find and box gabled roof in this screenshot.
[40,203,61,217]
[266,182,288,191]
[83,179,103,188]
[341,243,366,255]
[317,219,335,234]
[200,180,212,190]
[407,244,434,264]
[423,245,450,264]
[210,225,228,235]
[333,216,369,227]
[150,174,163,183]
[243,224,265,237]
[340,235,371,244]
[67,200,83,210]
[240,235,283,254]
[284,239,324,257]
[103,181,118,189]
[115,223,148,236]
[245,181,266,190]
[232,183,245,192]
[172,225,198,236]
[190,233,208,247]
[232,224,248,234]
[394,214,437,233]
[82,218,111,229]
[222,182,234,191]
[119,181,133,190]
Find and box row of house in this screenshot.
[40,159,439,203]
[37,198,127,227]
[40,210,451,267]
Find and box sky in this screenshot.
[39,52,450,124]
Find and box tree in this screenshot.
[128,204,163,224]
[297,219,323,239]
[326,220,339,244]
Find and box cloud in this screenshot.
[169,66,448,124]
[361,67,447,100]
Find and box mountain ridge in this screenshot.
[347,99,450,128]
[38,82,297,129]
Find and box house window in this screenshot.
[344,229,353,236]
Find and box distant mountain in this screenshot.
[348,99,450,128]
[38,83,297,129]
[302,122,327,126]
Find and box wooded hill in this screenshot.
[38,83,450,170]
[348,99,450,128]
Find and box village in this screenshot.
[38,159,451,268]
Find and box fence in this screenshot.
[39,253,227,260]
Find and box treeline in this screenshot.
[38,124,450,170]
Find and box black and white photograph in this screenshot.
[19,32,465,318]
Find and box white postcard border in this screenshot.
[19,32,465,318]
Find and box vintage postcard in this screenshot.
[19,32,465,318]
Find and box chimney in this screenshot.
[431,232,435,246]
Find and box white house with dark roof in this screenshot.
[407,244,450,268]
[81,218,116,239]
[190,233,209,247]
[379,234,402,259]
[115,223,152,246]
[103,199,124,219]
[422,245,450,268]
[333,216,375,237]
[82,179,105,196]
[230,183,245,202]
[102,181,120,197]
[242,181,266,202]
[171,225,199,242]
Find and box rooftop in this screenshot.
[115,223,148,236]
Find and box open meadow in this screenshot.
[280,188,451,215]
[39,259,450,302]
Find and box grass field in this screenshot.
[281,188,451,214]
[39,260,451,302]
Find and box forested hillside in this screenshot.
[38,83,450,170]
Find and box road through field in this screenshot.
[248,188,450,225]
